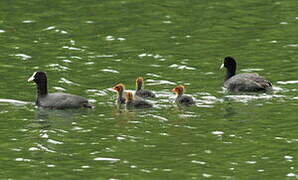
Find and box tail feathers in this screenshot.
[83,103,94,108]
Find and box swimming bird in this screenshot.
[125,92,153,108]
[28,71,92,109]
[113,84,126,104]
[171,85,195,106]
[220,57,272,92]
[135,77,156,98]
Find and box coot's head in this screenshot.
[220,57,236,70]
[171,85,185,95]
[125,92,133,102]
[113,84,125,92]
[28,71,47,84]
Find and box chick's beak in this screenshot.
[171,88,176,93]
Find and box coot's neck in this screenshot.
[137,82,142,91]
[36,80,48,96]
[225,66,236,81]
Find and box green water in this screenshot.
[0,0,298,179]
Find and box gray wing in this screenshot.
[225,73,272,92]
[177,95,195,106]
[39,93,89,109]
[135,90,156,98]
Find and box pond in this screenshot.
[0,0,297,179]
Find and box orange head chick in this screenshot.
[136,77,144,90]
[113,84,125,93]
[171,85,185,95]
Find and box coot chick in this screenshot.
[113,84,126,104]
[171,85,195,106]
[220,57,272,92]
[135,77,156,98]
[28,71,92,109]
[125,92,153,108]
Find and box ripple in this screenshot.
[240,68,264,72]
[168,64,196,70]
[43,26,56,31]
[47,139,63,145]
[285,44,298,47]
[277,80,298,84]
[58,78,80,86]
[202,173,212,178]
[52,87,66,91]
[22,20,35,23]
[212,131,224,135]
[62,46,84,51]
[47,64,70,71]
[93,157,120,162]
[0,29,5,33]
[224,94,285,103]
[191,160,206,165]
[0,99,31,105]
[146,79,176,85]
[15,158,31,162]
[106,36,115,41]
[14,54,31,60]
[146,73,161,78]
[101,69,119,73]
[149,114,168,122]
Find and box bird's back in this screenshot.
[135,89,156,98]
[225,73,272,92]
[37,93,90,109]
[176,95,195,106]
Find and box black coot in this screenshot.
[28,71,92,109]
[220,57,272,92]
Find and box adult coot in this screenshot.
[113,84,126,104]
[220,57,272,92]
[28,71,92,109]
[125,92,153,108]
[135,77,156,98]
[171,85,195,106]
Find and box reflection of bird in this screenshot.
[220,57,272,92]
[171,85,195,106]
[113,84,126,104]
[135,77,156,98]
[28,71,92,109]
[125,92,153,108]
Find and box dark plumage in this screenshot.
[220,57,272,92]
[28,71,92,109]
[113,84,126,104]
[135,77,156,98]
[171,85,195,106]
[125,92,153,108]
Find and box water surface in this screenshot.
[0,0,298,179]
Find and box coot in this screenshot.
[135,77,156,98]
[125,92,153,108]
[113,84,126,104]
[28,71,92,109]
[220,57,272,92]
[171,85,195,106]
